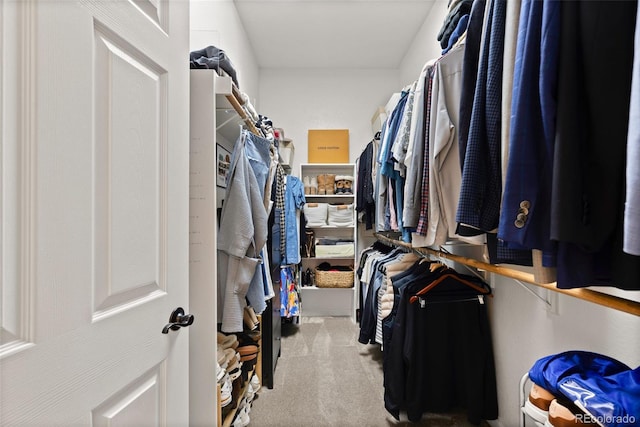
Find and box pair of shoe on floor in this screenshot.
[525,351,640,427]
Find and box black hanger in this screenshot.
[372,240,393,254]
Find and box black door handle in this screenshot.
[162,307,194,334]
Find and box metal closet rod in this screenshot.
[373,232,640,317]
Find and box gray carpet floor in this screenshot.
[249,317,489,426]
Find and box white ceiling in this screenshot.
[233,0,437,69]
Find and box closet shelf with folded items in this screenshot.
[299,163,357,320]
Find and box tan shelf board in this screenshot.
[374,233,640,317]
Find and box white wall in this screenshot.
[489,276,640,427]
[258,68,400,174]
[190,0,260,103]
[399,0,449,86]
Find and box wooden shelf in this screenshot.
[211,72,260,137]
[374,233,640,317]
[223,92,260,136]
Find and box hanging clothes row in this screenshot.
[268,166,305,319]
[360,0,640,290]
[355,132,379,230]
[217,128,279,333]
[357,241,497,424]
[357,241,418,346]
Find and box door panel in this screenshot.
[0,0,36,360]
[93,22,166,317]
[0,0,189,425]
[92,364,166,427]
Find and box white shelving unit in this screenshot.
[189,70,262,427]
[299,163,357,321]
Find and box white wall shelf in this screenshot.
[299,163,357,321]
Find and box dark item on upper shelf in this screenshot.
[189,45,239,88]
[316,262,353,272]
[315,237,354,245]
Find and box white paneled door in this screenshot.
[1,0,190,425]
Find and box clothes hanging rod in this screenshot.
[373,233,640,317]
[224,93,260,136]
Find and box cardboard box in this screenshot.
[308,129,349,163]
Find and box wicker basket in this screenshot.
[314,267,354,288]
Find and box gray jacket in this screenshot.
[217,139,268,332]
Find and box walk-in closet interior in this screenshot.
[191,1,640,427]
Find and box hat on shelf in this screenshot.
[218,332,239,350]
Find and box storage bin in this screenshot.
[315,266,354,288]
[304,203,328,227]
[327,203,354,227]
[315,241,354,258]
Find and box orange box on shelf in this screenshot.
[308,129,349,163]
